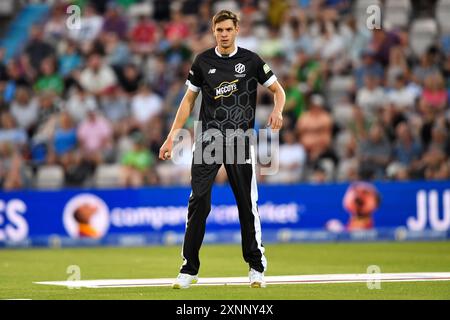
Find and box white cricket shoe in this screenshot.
[249,268,266,288]
[172,273,198,289]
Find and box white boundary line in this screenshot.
[34,272,450,288]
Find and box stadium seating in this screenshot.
[409,18,439,57]
[94,164,122,188]
[384,0,411,29]
[35,165,64,189]
[436,0,450,34]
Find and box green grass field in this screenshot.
[1,242,450,300]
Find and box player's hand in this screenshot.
[267,110,283,130]
[159,139,173,160]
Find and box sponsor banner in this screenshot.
[0,181,449,247]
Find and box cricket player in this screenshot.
[159,10,285,288]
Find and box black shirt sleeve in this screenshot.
[186,56,203,92]
[255,54,276,87]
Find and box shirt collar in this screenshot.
[215,46,238,58]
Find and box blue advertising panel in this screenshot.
[0,181,449,247]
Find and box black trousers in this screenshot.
[180,144,267,275]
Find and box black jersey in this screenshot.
[186,46,276,136]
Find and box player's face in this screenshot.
[213,19,239,50]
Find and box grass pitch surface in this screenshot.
[1,242,449,300]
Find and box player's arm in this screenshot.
[266,80,285,130]
[159,89,199,160]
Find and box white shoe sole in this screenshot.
[250,281,266,288]
[172,278,198,289]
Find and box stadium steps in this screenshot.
[0,3,50,62]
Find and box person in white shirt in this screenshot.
[131,83,163,125]
[10,86,39,130]
[356,75,386,118]
[67,4,104,43]
[387,73,417,111]
[79,53,117,95]
[267,130,306,184]
[65,85,98,123]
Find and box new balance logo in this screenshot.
[208,69,216,74]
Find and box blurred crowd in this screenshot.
[0,0,449,190]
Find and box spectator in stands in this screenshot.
[281,12,314,60]
[165,9,190,40]
[145,53,172,97]
[0,112,28,147]
[0,142,25,190]
[79,52,117,95]
[58,40,83,79]
[65,84,98,123]
[130,83,163,128]
[117,63,142,95]
[77,105,114,165]
[50,111,77,163]
[10,86,39,132]
[33,92,60,133]
[356,74,386,119]
[103,32,130,67]
[293,50,323,93]
[68,4,104,44]
[297,94,333,161]
[353,49,384,90]
[370,28,400,67]
[24,24,55,77]
[34,57,64,95]
[421,147,450,180]
[341,16,371,66]
[267,52,291,83]
[336,134,359,182]
[267,0,289,28]
[313,21,345,61]
[387,73,417,111]
[163,33,192,67]
[268,129,306,184]
[419,73,448,113]
[3,61,30,104]
[102,3,128,40]
[386,46,410,88]
[43,3,67,43]
[129,14,158,55]
[29,92,61,164]
[120,131,155,187]
[99,86,130,134]
[358,123,392,180]
[428,125,450,155]
[259,27,283,59]
[283,73,306,127]
[413,50,440,85]
[236,18,260,53]
[393,122,422,167]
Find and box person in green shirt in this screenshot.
[34,57,64,95]
[283,73,306,126]
[294,50,323,93]
[120,132,154,187]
